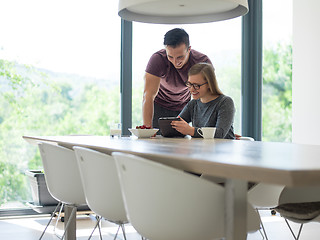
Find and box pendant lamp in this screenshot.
[118,0,248,24]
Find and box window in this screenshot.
[262,0,292,142]
[132,20,242,132]
[0,0,121,212]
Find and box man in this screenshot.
[142,28,213,129]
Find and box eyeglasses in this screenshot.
[185,82,208,90]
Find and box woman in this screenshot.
[171,62,235,139]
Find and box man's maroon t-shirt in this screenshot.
[145,49,212,111]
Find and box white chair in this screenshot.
[38,142,87,240]
[202,136,285,239]
[274,186,320,240]
[238,137,320,239]
[238,136,255,141]
[248,183,285,239]
[238,136,286,239]
[73,146,130,240]
[112,152,260,240]
[248,183,285,209]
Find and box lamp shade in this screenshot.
[118,0,248,24]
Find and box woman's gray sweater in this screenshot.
[178,95,235,139]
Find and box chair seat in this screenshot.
[274,202,320,222]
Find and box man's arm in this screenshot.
[142,72,161,127]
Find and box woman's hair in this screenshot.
[188,62,223,95]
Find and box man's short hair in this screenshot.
[163,28,189,48]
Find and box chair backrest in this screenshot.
[279,186,320,205]
[38,142,86,205]
[73,146,128,224]
[236,136,286,208]
[248,183,285,208]
[112,152,260,240]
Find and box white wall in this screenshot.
[292,0,320,145]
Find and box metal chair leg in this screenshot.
[39,201,62,240]
[88,215,102,240]
[112,224,127,240]
[296,223,304,240]
[113,225,121,240]
[259,214,268,240]
[97,216,103,240]
[255,208,268,240]
[258,229,265,239]
[120,224,127,240]
[54,203,65,239]
[284,219,304,240]
[54,203,64,231]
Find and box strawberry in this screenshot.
[136,125,151,129]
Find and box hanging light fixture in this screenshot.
[118,0,248,24]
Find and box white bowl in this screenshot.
[128,128,159,138]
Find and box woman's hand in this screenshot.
[171,116,195,136]
[235,133,242,140]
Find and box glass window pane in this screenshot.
[132,20,242,133]
[262,0,292,142]
[0,0,120,211]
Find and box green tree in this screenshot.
[262,43,292,142]
[0,59,39,205]
[0,59,120,207]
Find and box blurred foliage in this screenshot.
[262,43,292,142]
[0,41,292,207]
[216,55,242,134]
[0,59,121,206]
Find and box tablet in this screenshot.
[158,117,186,138]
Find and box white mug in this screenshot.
[197,127,216,139]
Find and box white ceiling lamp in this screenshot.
[118,0,249,24]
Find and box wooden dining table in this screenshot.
[23,135,320,240]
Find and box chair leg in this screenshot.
[259,216,268,240]
[97,216,103,240]
[39,201,62,240]
[284,219,304,240]
[120,224,127,240]
[255,209,268,240]
[60,206,77,240]
[296,223,304,240]
[258,229,265,239]
[88,215,102,240]
[113,225,121,240]
[54,203,65,239]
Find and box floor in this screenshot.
[0,210,319,240]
